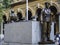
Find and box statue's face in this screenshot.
[45,3,50,8]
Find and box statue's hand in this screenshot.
[50,22,52,25]
[41,21,43,24]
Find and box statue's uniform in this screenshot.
[41,8,51,41]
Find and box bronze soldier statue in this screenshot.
[41,2,52,41]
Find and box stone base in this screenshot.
[4,21,41,43]
[9,43,38,45]
[2,43,39,45]
[38,41,55,44]
[2,42,55,45]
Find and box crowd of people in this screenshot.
[3,9,24,24]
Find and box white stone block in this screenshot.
[4,21,41,44]
[9,43,39,45]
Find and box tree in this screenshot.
[3,0,10,8]
[0,3,3,34]
[0,3,3,22]
[0,0,10,22]
[0,0,11,34]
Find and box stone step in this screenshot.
[2,42,9,45]
[2,42,55,45]
[40,44,55,45]
[2,43,55,45]
[38,41,55,44]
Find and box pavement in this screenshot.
[0,34,55,45]
[0,40,4,45]
[0,40,55,45]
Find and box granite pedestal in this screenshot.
[4,21,41,45]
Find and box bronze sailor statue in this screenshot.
[41,2,52,42]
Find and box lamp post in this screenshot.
[37,3,40,8]
[26,0,28,21]
[59,13,60,32]
[50,0,53,5]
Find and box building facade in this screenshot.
[4,0,60,34]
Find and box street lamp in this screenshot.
[37,3,40,8]
[26,0,28,21]
[50,0,53,5]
